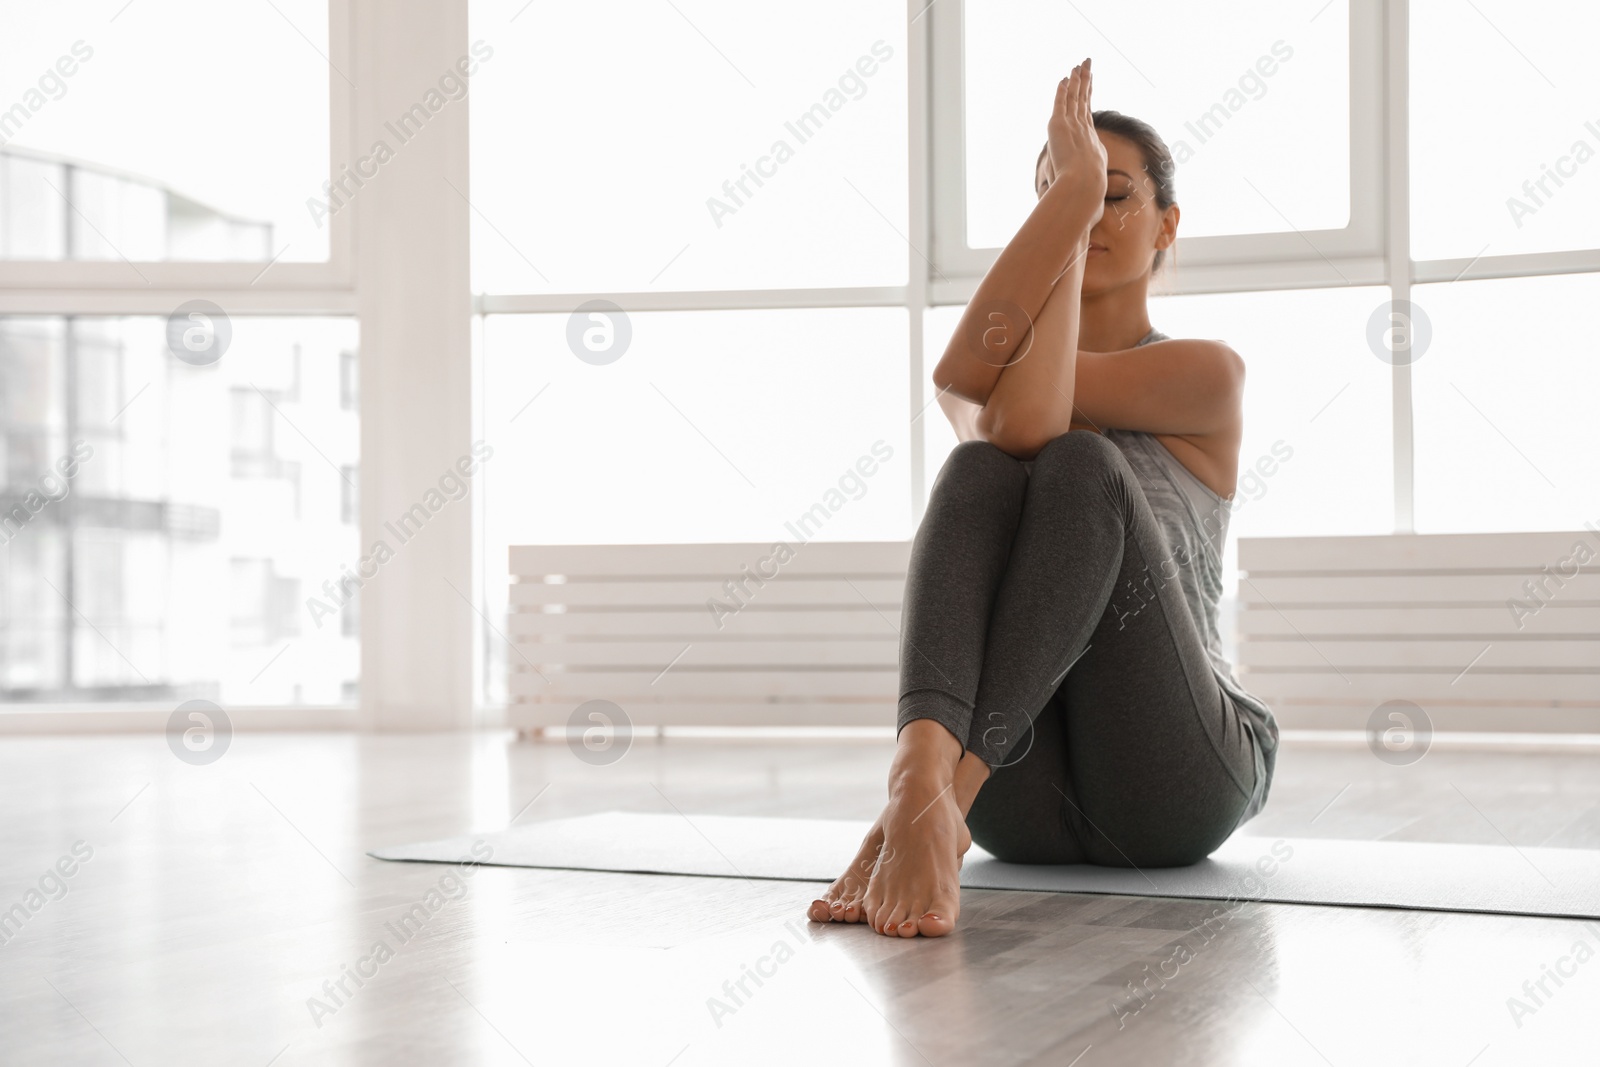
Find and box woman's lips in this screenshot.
[1087,243,1108,255]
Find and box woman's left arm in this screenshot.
[1072,336,1245,435]
[975,273,1245,452]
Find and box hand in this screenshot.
[1045,59,1107,224]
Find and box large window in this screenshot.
[963,0,1351,247]
[7,1,1597,719]
[1411,273,1600,533]
[466,0,1599,710]
[0,1,333,263]
[468,0,908,293]
[1,0,356,713]
[0,316,358,704]
[1410,0,1600,261]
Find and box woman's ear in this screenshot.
[1155,203,1180,250]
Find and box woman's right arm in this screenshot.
[931,68,1105,407]
[931,179,1101,407]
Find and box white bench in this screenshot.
[1235,531,1600,732]
[506,532,1600,734]
[506,541,911,728]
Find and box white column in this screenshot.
[351,0,474,730]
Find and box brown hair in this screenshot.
[1037,109,1177,272]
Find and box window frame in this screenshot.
[0,0,357,307]
[928,0,1391,296]
[7,0,1600,728]
[0,0,362,726]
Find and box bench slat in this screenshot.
[507,608,904,638]
[1235,606,1596,637]
[510,577,905,607]
[1239,530,1599,572]
[509,668,899,699]
[511,541,912,577]
[509,639,899,668]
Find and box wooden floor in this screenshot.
[5,731,1600,1066]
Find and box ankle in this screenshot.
[952,751,992,818]
[889,720,963,788]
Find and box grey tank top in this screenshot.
[1104,327,1278,827]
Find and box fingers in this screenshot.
[1071,57,1090,120]
[1052,58,1095,144]
[1058,59,1092,123]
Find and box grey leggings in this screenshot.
[896,431,1257,868]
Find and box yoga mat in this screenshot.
[370,811,1600,921]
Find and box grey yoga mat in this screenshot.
[369,811,1600,921]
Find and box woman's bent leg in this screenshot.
[895,439,1031,750]
[809,439,1026,936]
[962,430,1256,867]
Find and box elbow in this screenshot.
[932,352,990,406]
[976,406,1054,461]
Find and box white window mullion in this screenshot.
[1385,0,1415,534]
[908,0,934,520]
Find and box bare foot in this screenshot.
[809,720,989,937]
[861,777,970,938]
[807,818,891,924]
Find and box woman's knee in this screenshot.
[1031,429,1124,477]
[946,438,1020,471]
[935,439,1027,491]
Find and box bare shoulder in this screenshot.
[1148,336,1245,500]
[1146,336,1245,378]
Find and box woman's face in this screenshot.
[1035,131,1178,294]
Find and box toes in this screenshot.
[877,900,910,937]
[918,888,960,936]
[842,899,864,923]
[895,896,933,937]
[808,898,833,923]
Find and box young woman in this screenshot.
[807,59,1279,938]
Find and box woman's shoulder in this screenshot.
[1144,332,1245,370]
